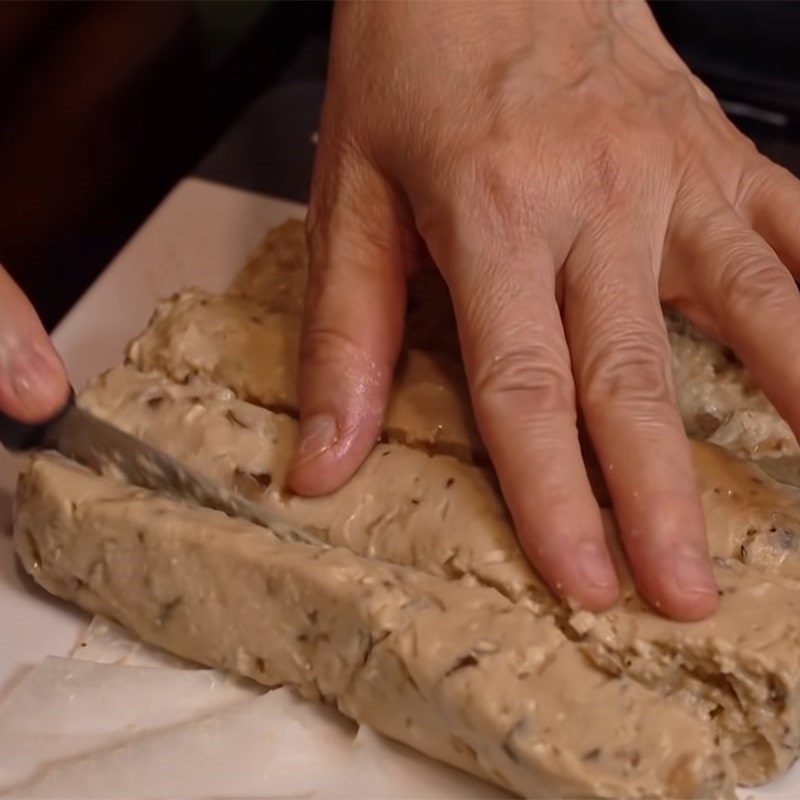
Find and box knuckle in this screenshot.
[717,250,789,313]
[581,329,673,412]
[453,144,538,238]
[299,324,364,370]
[472,343,574,416]
[584,123,637,199]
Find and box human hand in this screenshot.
[290,0,800,620]
[0,265,69,423]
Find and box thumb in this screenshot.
[0,265,69,422]
[288,157,410,495]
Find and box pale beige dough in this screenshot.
[231,219,461,358]
[14,455,733,800]
[229,219,309,313]
[666,311,798,460]
[127,289,481,460]
[80,364,800,785]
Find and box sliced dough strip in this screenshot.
[80,364,800,784]
[14,455,733,800]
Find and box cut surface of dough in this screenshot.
[79,364,800,786]
[15,218,800,797]
[14,455,733,800]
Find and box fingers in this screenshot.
[565,226,718,620]
[736,158,800,275]
[0,265,69,422]
[667,190,800,437]
[289,154,410,496]
[441,238,620,611]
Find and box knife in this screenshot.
[0,395,325,549]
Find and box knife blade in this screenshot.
[0,396,325,549]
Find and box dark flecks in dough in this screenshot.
[582,747,601,761]
[233,468,273,501]
[768,676,787,710]
[156,596,183,627]
[694,412,722,438]
[226,409,250,429]
[146,396,165,409]
[358,630,392,668]
[445,653,479,676]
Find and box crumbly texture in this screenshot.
[14,456,732,800]
[136,221,800,467]
[14,218,800,797]
[79,364,800,786]
[127,291,479,461]
[666,310,798,460]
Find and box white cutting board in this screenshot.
[0,178,305,697]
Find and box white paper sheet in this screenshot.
[0,618,505,799]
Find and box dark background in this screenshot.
[0,0,798,331]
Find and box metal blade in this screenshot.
[45,400,326,549]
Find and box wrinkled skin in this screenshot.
[289,0,800,620]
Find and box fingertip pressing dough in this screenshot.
[126,290,481,460]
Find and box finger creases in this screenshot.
[564,230,718,621]
[445,243,620,612]
[290,156,410,496]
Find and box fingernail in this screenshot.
[577,541,617,589]
[671,549,717,596]
[294,413,338,464]
[9,345,66,409]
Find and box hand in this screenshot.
[0,265,69,422]
[290,0,800,620]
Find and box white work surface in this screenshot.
[0,177,796,798]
